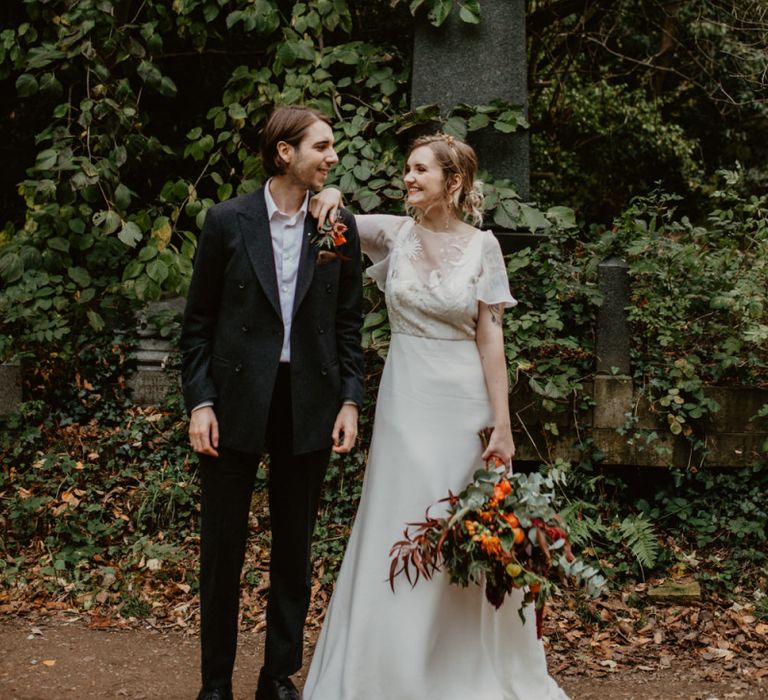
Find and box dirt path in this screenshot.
[0,616,763,700]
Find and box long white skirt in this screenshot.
[305,334,570,700]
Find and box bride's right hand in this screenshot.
[481,425,516,467]
[309,187,344,230]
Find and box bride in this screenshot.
[305,133,569,700]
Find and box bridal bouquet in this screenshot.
[388,429,606,637]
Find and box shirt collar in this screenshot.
[265,178,309,226]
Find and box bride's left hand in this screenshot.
[309,187,344,230]
[481,425,516,467]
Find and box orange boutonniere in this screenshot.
[312,219,349,263]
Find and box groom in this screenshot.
[181,105,364,700]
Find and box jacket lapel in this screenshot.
[292,214,317,318]
[237,188,282,320]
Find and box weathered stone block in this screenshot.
[648,578,701,603]
[701,386,768,434]
[127,368,179,407]
[128,297,184,406]
[593,375,633,429]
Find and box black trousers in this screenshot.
[199,364,330,691]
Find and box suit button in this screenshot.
[238,281,245,289]
[235,363,242,373]
[241,324,249,332]
[325,284,332,293]
[321,367,328,376]
[318,326,325,335]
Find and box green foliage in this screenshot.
[617,514,659,570]
[502,219,599,423]
[392,0,481,27]
[528,0,768,222]
[531,80,703,222]
[593,179,768,451]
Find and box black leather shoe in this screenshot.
[196,688,233,700]
[255,669,301,700]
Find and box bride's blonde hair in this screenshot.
[405,132,484,226]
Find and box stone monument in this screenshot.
[411,0,529,200]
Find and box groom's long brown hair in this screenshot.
[260,105,332,177]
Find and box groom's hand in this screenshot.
[189,406,220,457]
[332,403,358,453]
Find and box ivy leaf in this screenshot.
[16,72,39,97]
[67,266,91,287]
[158,76,177,98]
[118,221,142,248]
[0,252,23,283]
[459,0,481,24]
[151,217,173,249]
[114,183,132,211]
[123,259,144,281]
[443,116,467,140]
[35,149,58,171]
[546,206,577,229]
[520,204,550,233]
[87,309,105,331]
[357,189,382,212]
[493,199,521,230]
[137,60,162,87]
[47,237,70,253]
[427,0,453,26]
[146,259,169,284]
[467,113,490,131]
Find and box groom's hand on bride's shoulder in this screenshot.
[332,402,358,453]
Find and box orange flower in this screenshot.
[330,221,347,246]
[480,535,503,557]
[493,479,512,501]
[512,527,525,545]
[503,513,520,528]
[480,511,493,523]
[464,519,477,535]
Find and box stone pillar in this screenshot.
[593,257,633,461]
[0,362,22,416]
[411,0,529,200]
[595,256,631,375]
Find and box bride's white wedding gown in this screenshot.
[305,215,570,700]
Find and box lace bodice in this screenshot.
[356,215,516,340]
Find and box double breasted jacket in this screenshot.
[180,186,364,455]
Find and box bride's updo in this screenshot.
[406,132,484,226]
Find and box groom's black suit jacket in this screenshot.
[180,186,364,455]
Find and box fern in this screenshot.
[619,514,659,570]
[560,501,608,547]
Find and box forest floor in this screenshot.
[0,597,765,700]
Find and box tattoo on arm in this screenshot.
[488,304,503,327]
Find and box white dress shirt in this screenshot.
[264,179,309,363]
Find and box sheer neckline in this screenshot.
[413,221,479,238]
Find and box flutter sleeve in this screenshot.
[477,230,517,308]
[355,214,410,291]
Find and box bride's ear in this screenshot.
[447,174,463,195]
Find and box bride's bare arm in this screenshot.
[476,302,516,464]
[309,189,406,262]
[309,187,344,229]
